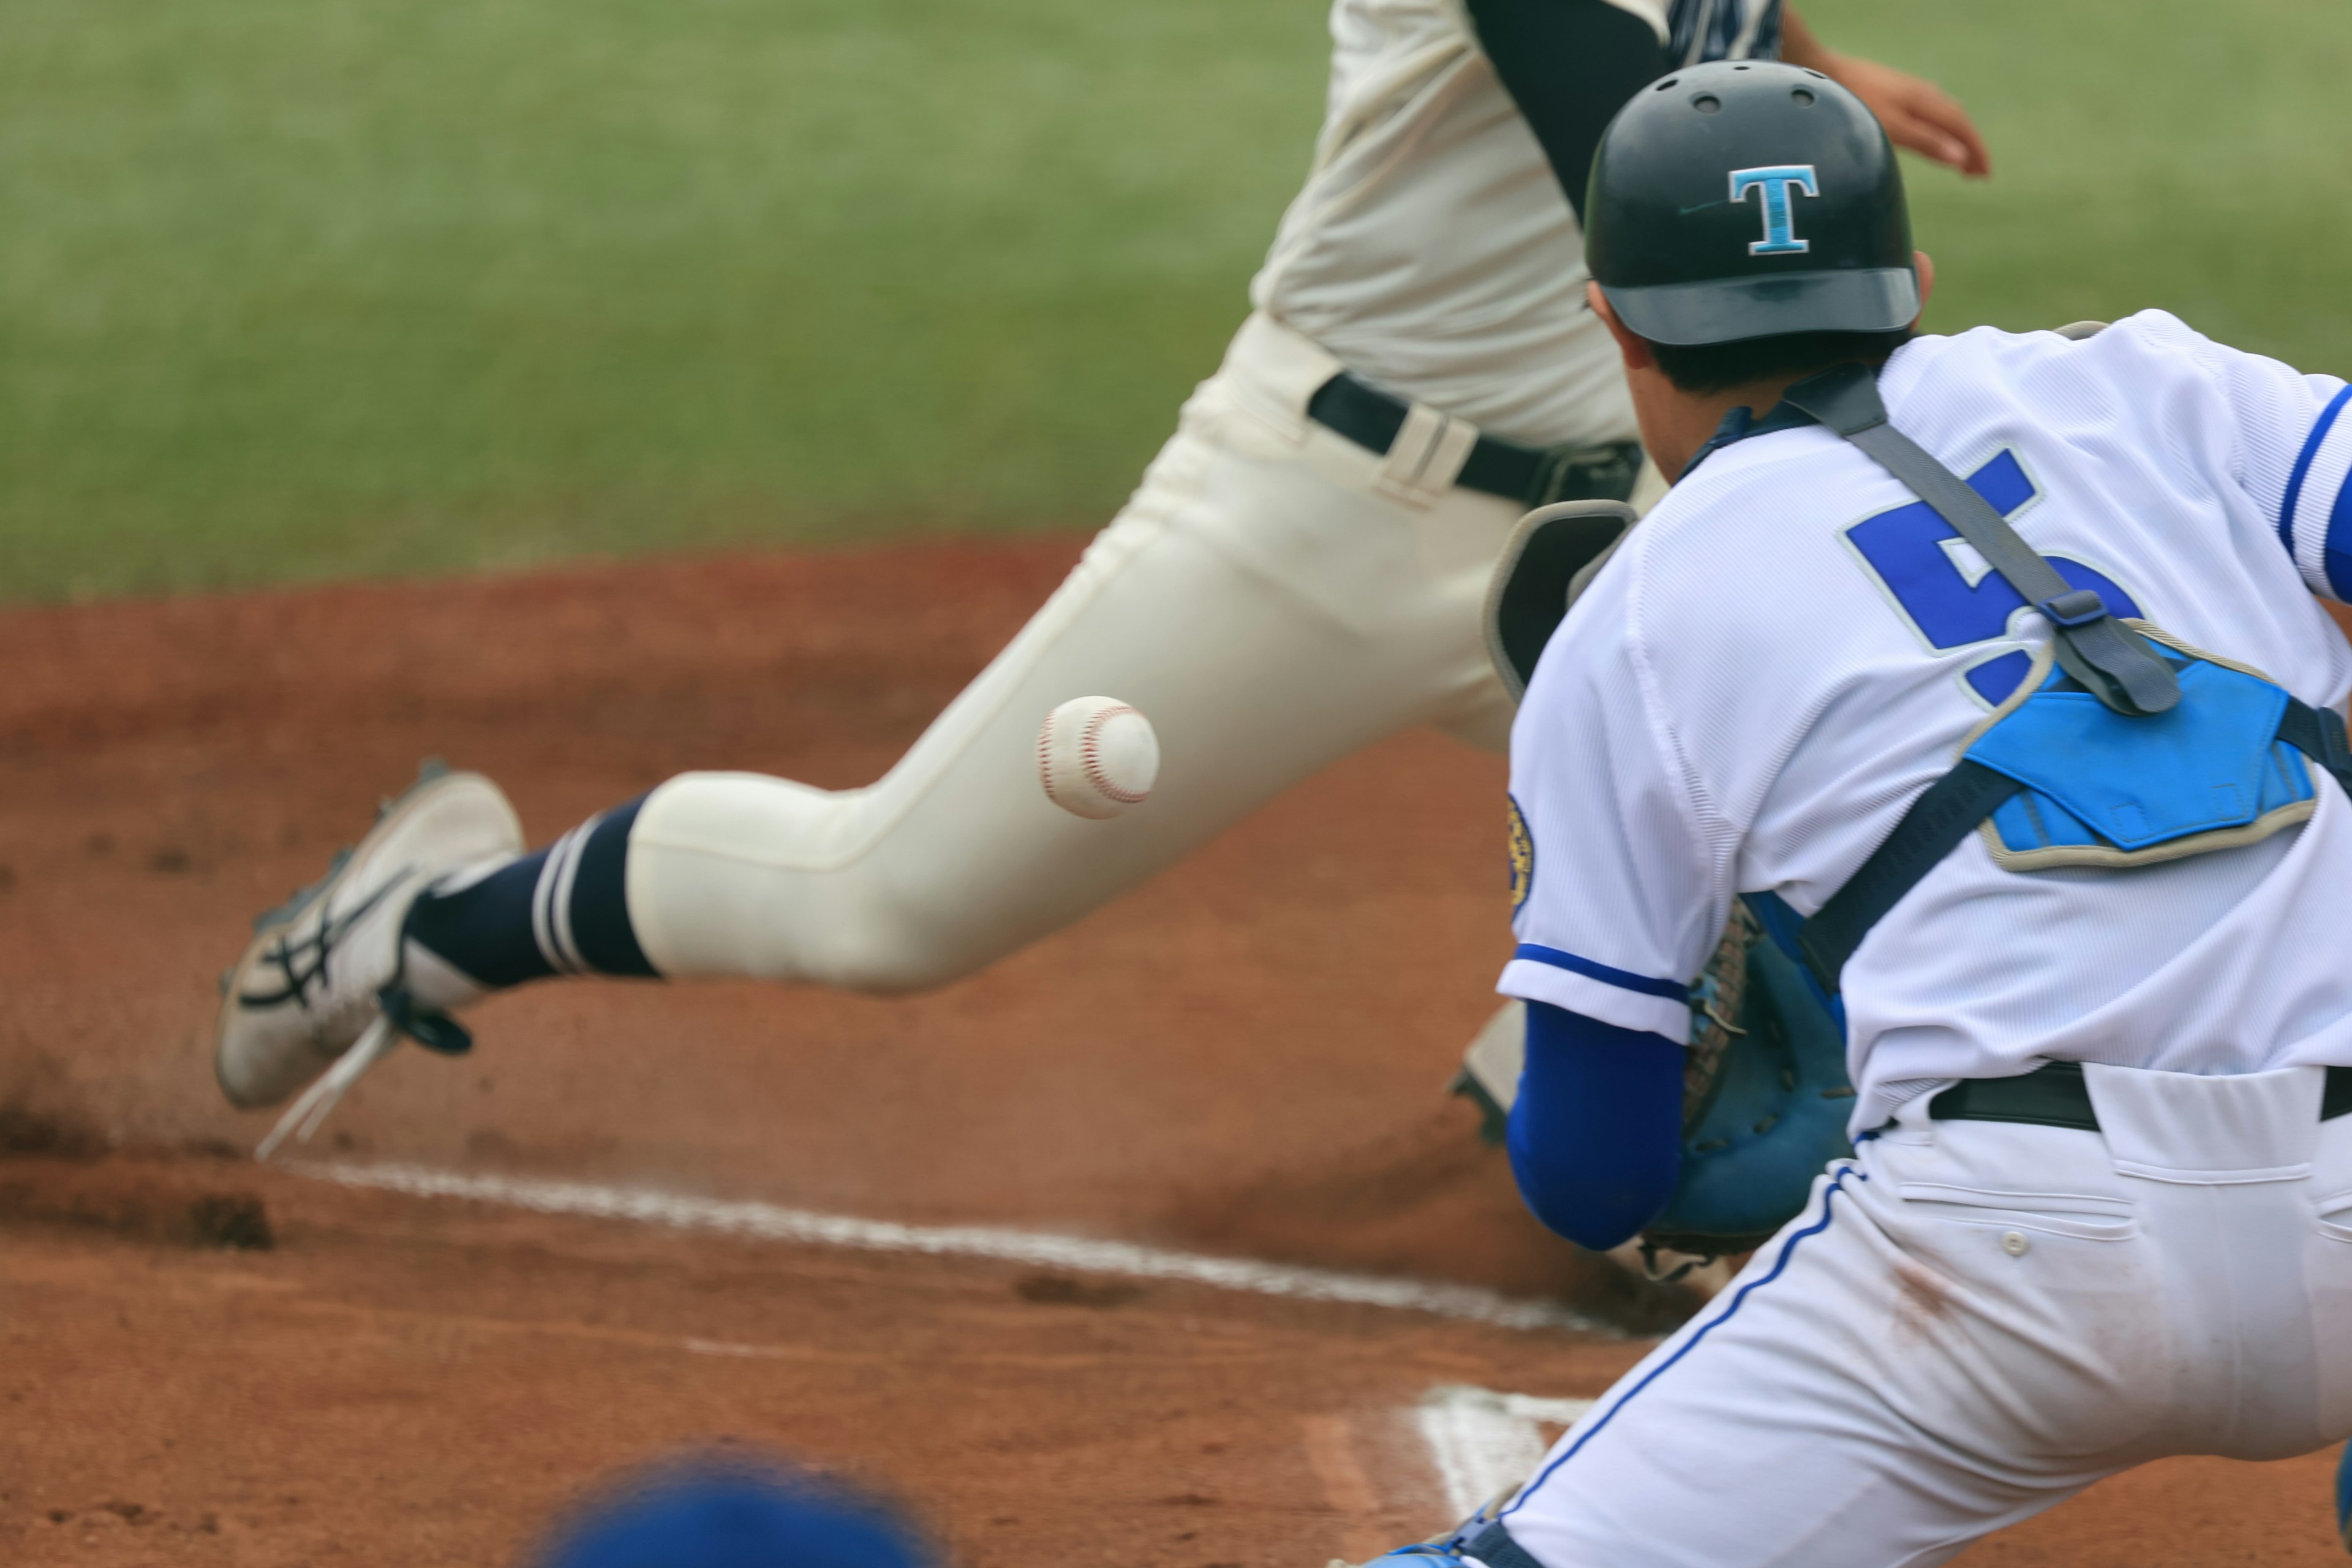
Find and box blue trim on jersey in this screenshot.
[1499,1165,1864,1520]
[2326,454,2352,603]
[1511,944,1687,1000]
[2279,384,2352,571]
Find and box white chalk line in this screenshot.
[682,1337,795,1360]
[281,1161,1613,1337]
[1415,1385,1597,1521]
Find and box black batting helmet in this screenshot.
[1585,60,1917,347]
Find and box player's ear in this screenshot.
[1587,281,1655,372]
[1911,250,1936,326]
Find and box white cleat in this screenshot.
[214,763,522,1148]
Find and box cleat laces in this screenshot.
[246,861,473,1161]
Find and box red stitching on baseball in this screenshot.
[1038,710,1069,810]
[1080,704,1148,804]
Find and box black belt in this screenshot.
[1929,1060,2352,1131]
[1305,372,1642,507]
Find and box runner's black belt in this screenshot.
[1306,371,1642,507]
[1929,1060,2352,1131]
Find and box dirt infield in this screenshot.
[0,538,2343,1564]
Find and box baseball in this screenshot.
[1038,695,1159,820]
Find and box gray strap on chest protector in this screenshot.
[1779,364,2180,717]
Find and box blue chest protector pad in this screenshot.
[1967,631,2317,869]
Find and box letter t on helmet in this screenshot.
[1583,62,1917,347]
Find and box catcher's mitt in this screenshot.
[1643,904,1855,1270]
[1450,902,1854,1275]
[1679,905,1756,1131]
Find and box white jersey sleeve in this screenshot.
[2145,314,2352,602]
[1497,573,1727,1039]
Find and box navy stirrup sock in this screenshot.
[405,795,660,990]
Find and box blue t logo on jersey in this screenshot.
[1729,165,1819,256]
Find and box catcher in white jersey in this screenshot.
[1356,61,2352,1568]
[206,7,1985,1146]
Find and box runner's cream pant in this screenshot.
[624,315,1648,989]
[1496,1063,2352,1567]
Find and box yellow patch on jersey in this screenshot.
[1507,794,1534,914]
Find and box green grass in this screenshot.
[1809,0,2352,363]
[2,0,2345,602]
[0,0,1329,600]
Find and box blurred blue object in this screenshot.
[534,1456,933,1568]
[2335,1442,2352,1553]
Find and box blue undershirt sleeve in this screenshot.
[1506,1000,1685,1252]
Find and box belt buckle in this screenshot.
[1526,443,1635,508]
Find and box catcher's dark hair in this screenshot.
[1648,328,1914,396]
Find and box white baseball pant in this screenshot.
[1495,1062,2352,1567]
[620,315,1648,989]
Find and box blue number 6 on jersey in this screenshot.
[1844,449,2141,706]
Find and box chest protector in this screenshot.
[1779,363,2352,993]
